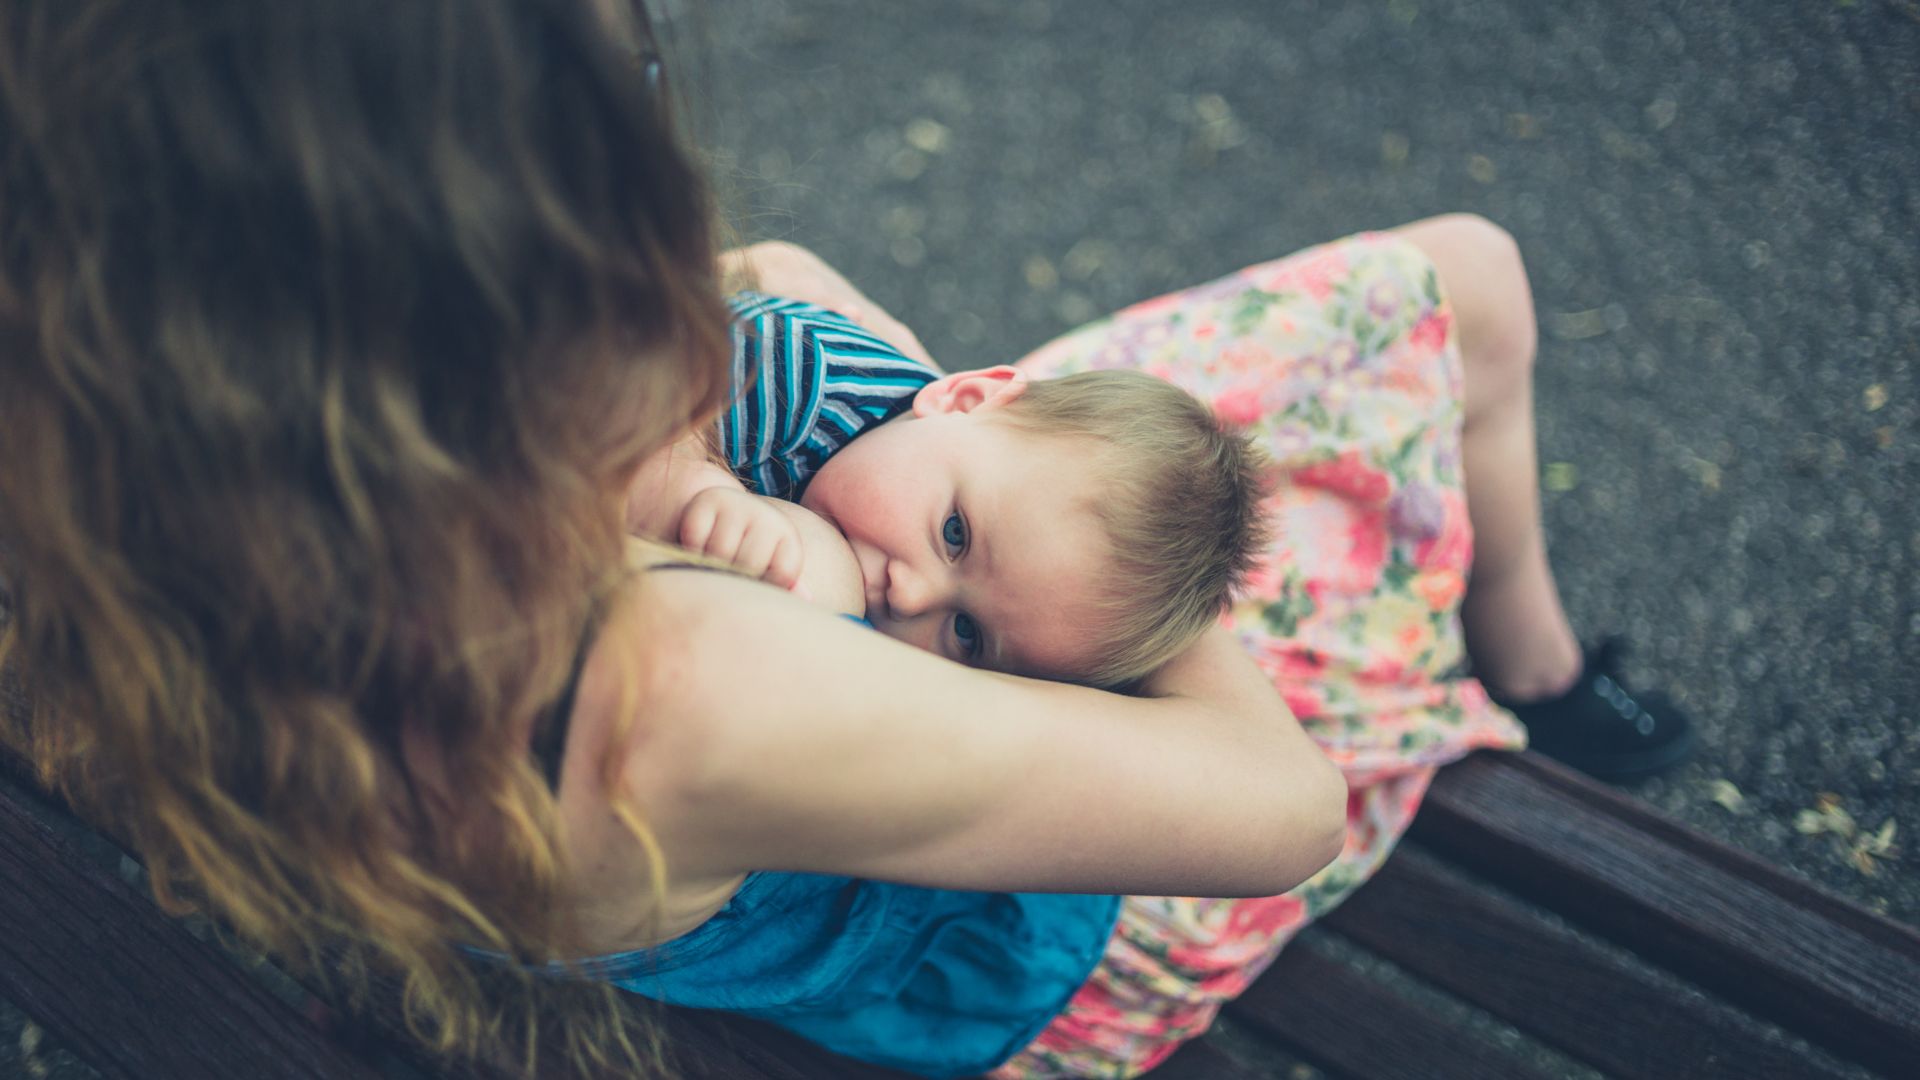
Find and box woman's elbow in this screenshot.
[1302,756,1350,876]
[1255,754,1348,895]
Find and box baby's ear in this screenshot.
[911,365,1030,417]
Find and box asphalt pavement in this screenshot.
[694,0,1920,926]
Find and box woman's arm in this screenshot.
[719,241,940,371]
[621,571,1347,900]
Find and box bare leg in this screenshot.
[1393,215,1581,702]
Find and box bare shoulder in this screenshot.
[544,567,772,947]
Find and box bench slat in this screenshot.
[0,674,783,1080]
[1417,751,1920,1077]
[1226,940,1553,1080]
[1328,845,1847,1079]
[0,776,382,1080]
[666,1006,1277,1080]
[667,1009,909,1079]
[1125,1038,1275,1080]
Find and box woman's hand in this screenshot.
[720,241,940,371]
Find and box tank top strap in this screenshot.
[531,538,744,793]
[530,604,599,792]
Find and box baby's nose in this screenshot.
[885,559,938,619]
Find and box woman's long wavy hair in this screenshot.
[0,0,731,1072]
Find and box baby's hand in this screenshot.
[677,487,805,590]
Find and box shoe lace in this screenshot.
[1589,637,1657,735]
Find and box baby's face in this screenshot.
[800,410,1113,680]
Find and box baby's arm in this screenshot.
[624,434,803,587]
[624,434,862,613]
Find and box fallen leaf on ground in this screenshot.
[904,118,951,154]
[20,1021,48,1080]
[1689,457,1722,491]
[1796,794,1898,876]
[1869,818,1897,853]
[1796,793,1857,837]
[1848,820,1897,876]
[1023,255,1058,291]
[1546,309,1610,340]
[1381,131,1410,166]
[1706,778,1746,813]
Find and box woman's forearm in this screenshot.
[639,570,1347,898]
[1143,625,1294,720]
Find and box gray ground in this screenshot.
[693,0,1920,925]
[5,0,1917,1076]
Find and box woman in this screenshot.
[0,1,1685,1076]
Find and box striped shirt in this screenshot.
[720,292,939,500]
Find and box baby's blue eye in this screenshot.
[942,511,967,553]
[953,612,981,658]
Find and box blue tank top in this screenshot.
[572,874,1119,1077]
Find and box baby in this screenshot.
[628,293,1270,689]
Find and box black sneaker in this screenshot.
[1490,637,1697,782]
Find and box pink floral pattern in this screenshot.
[990,233,1525,1079]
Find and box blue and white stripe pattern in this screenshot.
[720,291,939,499]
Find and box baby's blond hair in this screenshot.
[998,370,1272,690]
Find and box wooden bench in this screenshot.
[5,667,1918,1079]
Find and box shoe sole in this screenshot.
[1538,724,1699,783]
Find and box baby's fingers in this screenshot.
[764,532,804,591]
[677,498,719,553]
[735,521,803,589]
[680,503,747,565]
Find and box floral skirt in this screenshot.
[991,233,1527,1078]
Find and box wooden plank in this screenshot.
[301,986,793,1080]
[1141,1038,1276,1080]
[667,1006,1286,1080]
[666,1009,906,1080]
[0,707,779,1076]
[669,1007,1270,1079]
[1327,846,1846,1079]
[1226,941,1552,1080]
[0,776,382,1080]
[1416,751,1920,1077]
